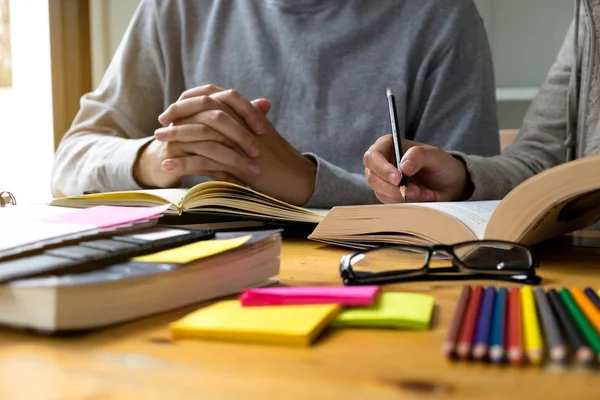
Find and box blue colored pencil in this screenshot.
[584,287,600,310]
[489,287,507,363]
[472,286,496,360]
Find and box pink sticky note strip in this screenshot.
[240,286,380,307]
[44,204,171,228]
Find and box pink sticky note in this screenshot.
[44,204,171,228]
[240,286,380,307]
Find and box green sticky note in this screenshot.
[331,292,435,330]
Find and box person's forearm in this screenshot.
[449,152,543,201]
[52,134,153,197]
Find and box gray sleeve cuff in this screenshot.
[301,153,379,208]
[111,136,156,191]
[447,151,510,201]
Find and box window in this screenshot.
[0,0,11,88]
[0,0,54,203]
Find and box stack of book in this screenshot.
[0,230,281,333]
[0,202,283,333]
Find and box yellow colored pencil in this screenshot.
[571,288,600,333]
[521,286,543,364]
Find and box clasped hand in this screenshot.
[134,85,316,206]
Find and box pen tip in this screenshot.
[386,88,393,97]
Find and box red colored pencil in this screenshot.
[507,287,523,365]
[456,285,484,359]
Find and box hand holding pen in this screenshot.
[361,88,473,204]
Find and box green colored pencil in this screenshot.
[559,288,600,361]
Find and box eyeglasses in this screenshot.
[340,240,541,286]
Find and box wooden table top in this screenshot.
[1,238,600,400]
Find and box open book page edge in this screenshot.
[50,189,186,211]
[309,203,485,245]
[485,154,600,243]
[182,181,324,216]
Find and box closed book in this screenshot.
[0,231,281,332]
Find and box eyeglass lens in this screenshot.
[453,242,532,274]
[349,242,532,276]
[349,246,432,274]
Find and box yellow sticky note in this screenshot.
[170,300,341,346]
[331,292,434,330]
[132,235,251,264]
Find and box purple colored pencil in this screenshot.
[472,286,496,360]
[584,287,600,310]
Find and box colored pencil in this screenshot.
[507,287,523,365]
[443,285,472,358]
[548,289,593,365]
[571,288,600,334]
[584,287,600,310]
[489,287,507,363]
[472,286,496,360]
[559,289,600,361]
[521,286,543,365]
[534,288,566,363]
[456,285,483,359]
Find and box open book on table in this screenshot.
[309,154,600,248]
[50,181,327,225]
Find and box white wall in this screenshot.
[474,0,573,128]
[90,0,576,129]
[0,0,54,202]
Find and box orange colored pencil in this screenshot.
[571,288,600,333]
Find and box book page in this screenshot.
[415,201,500,240]
[306,208,330,216]
[0,205,97,257]
[141,189,187,205]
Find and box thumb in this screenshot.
[251,98,272,115]
[400,145,441,177]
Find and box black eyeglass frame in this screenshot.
[339,240,541,286]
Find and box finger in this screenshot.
[163,141,260,177]
[178,84,226,101]
[158,101,260,158]
[181,110,260,157]
[375,192,405,204]
[210,89,266,135]
[404,184,437,203]
[159,95,224,126]
[154,123,238,149]
[363,139,403,186]
[400,145,443,177]
[365,168,405,202]
[251,98,272,115]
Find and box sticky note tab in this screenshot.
[240,286,380,307]
[170,300,341,346]
[43,204,170,228]
[132,235,251,264]
[331,292,435,330]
